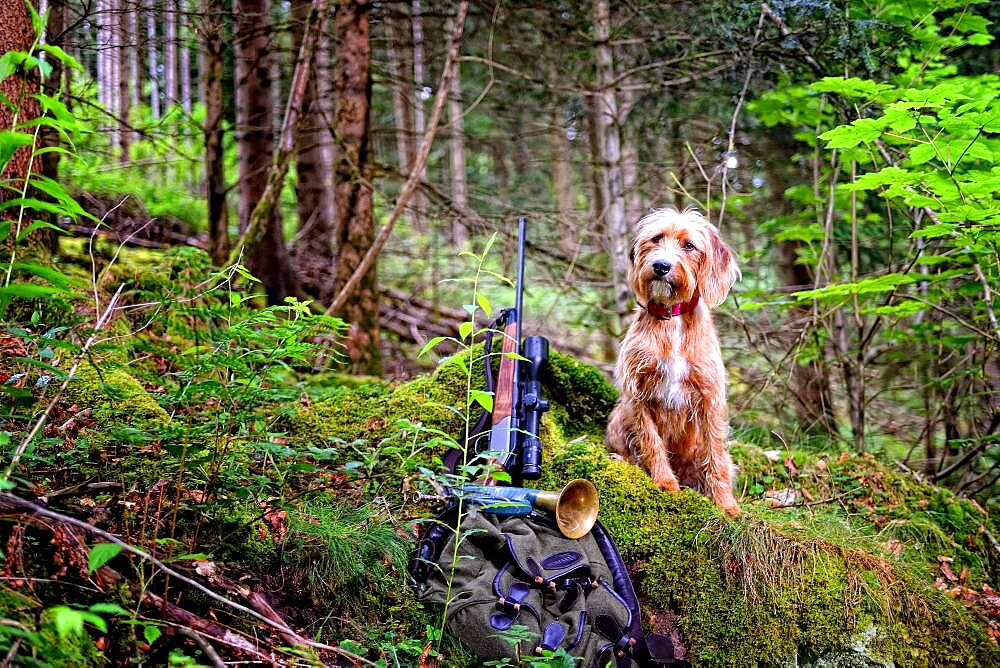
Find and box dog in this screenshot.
[606,208,742,516]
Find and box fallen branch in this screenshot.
[0,492,372,665]
[325,1,470,316]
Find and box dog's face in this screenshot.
[628,209,740,308]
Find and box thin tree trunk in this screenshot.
[446,14,467,247]
[128,6,139,111]
[203,0,229,265]
[179,0,192,113]
[550,105,577,256]
[118,0,131,163]
[41,0,65,189]
[164,0,178,107]
[234,0,296,301]
[146,0,160,119]
[592,0,629,332]
[387,3,416,228]
[333,0,378,373]
[107,0,121,153]
[290,0,334,296]
[409,0,426,231]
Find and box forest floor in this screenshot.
[1,240,998,667]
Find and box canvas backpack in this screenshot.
[409,502,683,667]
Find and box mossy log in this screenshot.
[288,351,999,667]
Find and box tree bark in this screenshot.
[388,4,416,228]
[41,0,65,182]
[118,0,131,162]
[592,0,629,332]
[0,0,43,254]
[550,105,577,256]
[164,0,178,107]
[234,0,296,301]
[446,14,467,247]
[145,0,160,118]
[408,0,426,231]
[291,0,335,297]
[179,0,192,113]
[332,0,378,373]
[203,0,229,265]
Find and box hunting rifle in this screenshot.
[479,216,550,484]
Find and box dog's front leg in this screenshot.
[635,402,680,492]
[703,400,741,516]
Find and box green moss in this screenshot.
[537,436,998,667]
[65,364,169,428]
[544,350,618,438]
[0,586,106,666]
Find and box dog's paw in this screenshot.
[654,477,681,493]
[720,503,742,517]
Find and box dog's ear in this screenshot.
[700,223,740,307]
[628,240,636,266]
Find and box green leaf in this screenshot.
[810,77,895,101]
[476,292,492,318]
[910,223,956,239]
[459,321,473,340]
[50,606,84,638]
[0,130,34,171]
[0,283,63,299]
[143,624,162,645]
[88,543,123,573]
[39,44,83,71]
[88,602,128,616]
[418,336,449,357]
[470,389,494,412]
[818,118,882,149]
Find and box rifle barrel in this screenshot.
[515,216,526,345]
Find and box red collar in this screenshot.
[639,294,699,320]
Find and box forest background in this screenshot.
[1,0,999,665]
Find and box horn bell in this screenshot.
[533,479,599,539]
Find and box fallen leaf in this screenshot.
[837,452,850,465]
[784,458,799,475]
[764,488,800,508]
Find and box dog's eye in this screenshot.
[650,234,664,244]
[682,240,696,252]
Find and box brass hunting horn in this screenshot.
[461,478,600,539]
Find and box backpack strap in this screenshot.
[591,520,684,666]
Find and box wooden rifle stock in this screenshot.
[486,313,519,484]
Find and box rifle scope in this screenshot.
[519,335,550,480]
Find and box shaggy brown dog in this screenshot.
[606,208,742,516]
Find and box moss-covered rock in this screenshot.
[65,364,169,428]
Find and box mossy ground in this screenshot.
[3,245,997,666]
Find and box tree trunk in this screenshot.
[164,0,178,107]
[128,6,139,111]
[333,0,379,375]
[387,3,417,229]
[118,0,131,163]
[592,0,629,332]
[146,0,160,118]
[203,0,229,265]
[41,0,65,182]
[446,14,467,247]
[550,106,577,256]
[290,0,335,297]
[234,0,296,301]
[408,0,426,231]
[179,0,192,113]
[0,0,42,251]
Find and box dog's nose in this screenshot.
[652,260,672,277]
